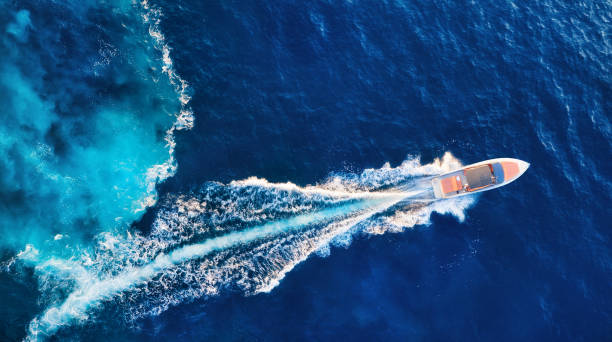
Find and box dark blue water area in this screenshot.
[127,0,612,341]
[1,0,610,340]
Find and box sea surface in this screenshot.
[0,0,610,341]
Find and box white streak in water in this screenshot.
[26,193,406,340]
[24,153,475,340]
[136,0,195,212]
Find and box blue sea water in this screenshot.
[0,0,610,341]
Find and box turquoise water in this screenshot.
[0,1,186,251]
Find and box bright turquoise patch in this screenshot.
[0,1,181,256]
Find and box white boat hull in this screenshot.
[432,158,530,199]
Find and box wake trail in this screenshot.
[22,153,476,341]
[27,192,406,339]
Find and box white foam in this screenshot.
[27,195,399,340]
[255,198,403,293]
[2,244,40,271]
[17,244,40,262]
[230,176,409,199]
[25,153,476,340]
[135,0,195,213]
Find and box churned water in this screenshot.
[0,0,610,341]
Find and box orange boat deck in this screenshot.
[433,159,528,199]
[501,161,519,179]
[440,173,464,195]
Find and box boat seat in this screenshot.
[441,175,463,194]
[501,161,519,180]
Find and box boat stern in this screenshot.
[432,177,444,198]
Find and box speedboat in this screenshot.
[432,158,530,199]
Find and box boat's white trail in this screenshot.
[23,153,476,341]
[27,196,401,339]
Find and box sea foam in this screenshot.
[0,0,191,253]
[25,153,475,340]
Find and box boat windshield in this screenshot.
[464,165,494,190]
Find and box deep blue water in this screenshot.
[0,0,610,341]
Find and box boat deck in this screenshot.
[464,165,495,190]
[431,158,529,199]
[439,170,467,196]
[438,163,498,196]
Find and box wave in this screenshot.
[24,153,476,340]
[137,0,195,211]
